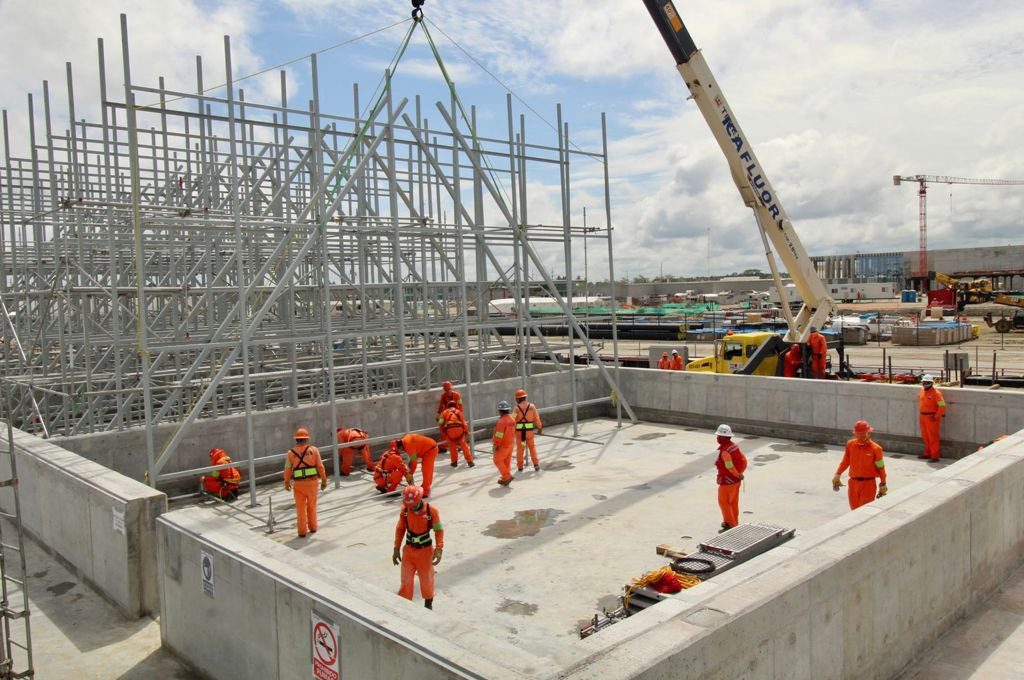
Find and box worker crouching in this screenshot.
[393,485,444,609]
[337,426,373,475]
[833,420,887,510]
[394,433,439,498]
[373,448,410,493]
[283,428,327,537]
[714,424,747,532]
[201,448,241,501]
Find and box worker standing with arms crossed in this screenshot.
[832,420,887,509]
[439,404,474,468]
[514,389,542,472]
[394,433,440,498]
[492,400,516,486]
[714,424,747,533]
[283,428,327,537]
[393,485,444,609]
[670,349,684,371]
[807,326,828,379]
[917,374,946,460]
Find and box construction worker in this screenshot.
[201,448,241,501]
[393,485,443,609]
[917,374,946,460]
[283,428,327,538]
[832,420,887,510]
[492,400,516,486]
[670,349,684,371]
[395,433,440,498]
[373,448,410,493]
[337,426,373,475]
[436,380,463,423]
[807,326,828,379]
[658,352,671,370]
[439,404,474,468]
[782,343,803,378]
[514,389,542,472]
[714,424,747,532]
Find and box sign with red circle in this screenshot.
[311,611,340,680]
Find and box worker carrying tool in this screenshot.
[807,326,828,379]
[336,426,373,475]
[832,420,887,510]
[492,400,516,486]
[514,389,542,472]
[782,343,804,378]
[394,433,439,498]
[670,349,684,371]
[393,484,444,609]
[658,352,671,370]
[714,424,747,532]
[283,428,327,538]
[436,380,463,423]
[201,448,241,501]
[439,405,474,468]
[917,374,946,461]
[373,448,410,494]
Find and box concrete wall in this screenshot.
[0,425,166,617]
[562,432,1024,680]
[612,368,1024,457]
[158,507,509,680]
[57,368,611,487]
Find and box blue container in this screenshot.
[901,290,917,303]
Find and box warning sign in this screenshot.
[311,610,340,680]
[200,550,215,598]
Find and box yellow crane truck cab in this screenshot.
[685,332,783,376]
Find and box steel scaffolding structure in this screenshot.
[0,15,633,488]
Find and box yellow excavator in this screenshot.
[933,272,1024,332]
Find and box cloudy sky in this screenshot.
[2,0,1022,279]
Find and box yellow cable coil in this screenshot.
[623,566,701,609]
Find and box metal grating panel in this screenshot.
[700,523,790,558]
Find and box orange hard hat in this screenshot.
[853,420,873,434]
[402,485,424,507]
[726,329,735,335]
[515,389,527,399]
[294,427,310,440]
[442,380,453,390]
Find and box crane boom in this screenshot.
[642,1,834,342]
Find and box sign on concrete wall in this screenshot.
[200,550,215,598]
[311,610,341,680]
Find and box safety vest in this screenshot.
[402,504,438,548]
[290,445,319,478]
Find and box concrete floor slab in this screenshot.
[191,417,946,670]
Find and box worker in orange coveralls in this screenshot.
[658,352,671,370]
[807,326,828,379]
[439,405,474,468]
[917,374,946,461]
[201,448,241,500]
[492,400,516,486]
[395,433,440,498]
[514,389,542,472]
[336,426,373,475]
[436,380,463,421]
[373,448,409,493]
[832,420,887,510]
[782,343,804,378]
[393,485,444,609]
[283,428,327,537]
[714,424,747,533]
[670,349,684,371]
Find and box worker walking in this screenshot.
[283,428,327,538]
[393,485,444,609]
[337,426,373,475]
[670,349,684,371]
[373,448,410,494]
[394,433,440,498]
[917,374,946,460]
[658,352,671,370]
[439,405,474,468]
[832,420,887,509]
[782,343,803,378]
[436,380,463,422]
[492,400,516,486]
[807,326,828,379]
[514,389,542,472]
[714,424,747,532]
[201,448,241,500]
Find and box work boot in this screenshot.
[498,477,511,486]
[534,464,540,472]
[468,461,475,467]
[424,598,433,610]
[517,466,524,472]
[451,462,458,468]
[917,454,929,459]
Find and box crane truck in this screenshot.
[643,1,837,376]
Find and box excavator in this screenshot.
[933,272,1024,332]
[643,1,837,376]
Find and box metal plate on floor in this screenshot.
[699,523,792,558]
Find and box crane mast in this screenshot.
[642,0,834,342]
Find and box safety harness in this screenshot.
[515,402,535,441]
[290,444,319,479]
[402,503,440,548]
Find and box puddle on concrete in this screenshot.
[684,428,697,431]
[680,535,692,540]
[592,494,608,501]
[32,570,47,579]
[681,450,697,456]
[794,490,806,495]
[769,442,828,454]
[743,435,761,440]
[754,453,781,462]
[742,511,753,515]
[544,459,574,471]
[483,509,565,539]
[754,463,766,466]
[623,442,635,446]
[634,432,667,441]
[628,483,652,491]
[496,599,539,616]
[346,542,366,548]
[47,581,76,596]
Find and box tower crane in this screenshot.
[892,175,1024,291]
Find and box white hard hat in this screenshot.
[715,424,733,437]
[671,349,678,354]
[921,374,934,383]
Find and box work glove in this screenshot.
[877,483,888,499]
[405,473,414,485]
[392,547,401,566]
[832,475,842,492]
[284,481,292,492]
[320,479,328,491]
[432,547,443,565]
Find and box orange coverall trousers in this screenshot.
[292,479,320,535]
[848,478,877,510]
[399,545,435,600]
[920,415,942,459]
[718,482,740,528]
[516,432,538,470]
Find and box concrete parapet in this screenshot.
[0,425,166,617]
